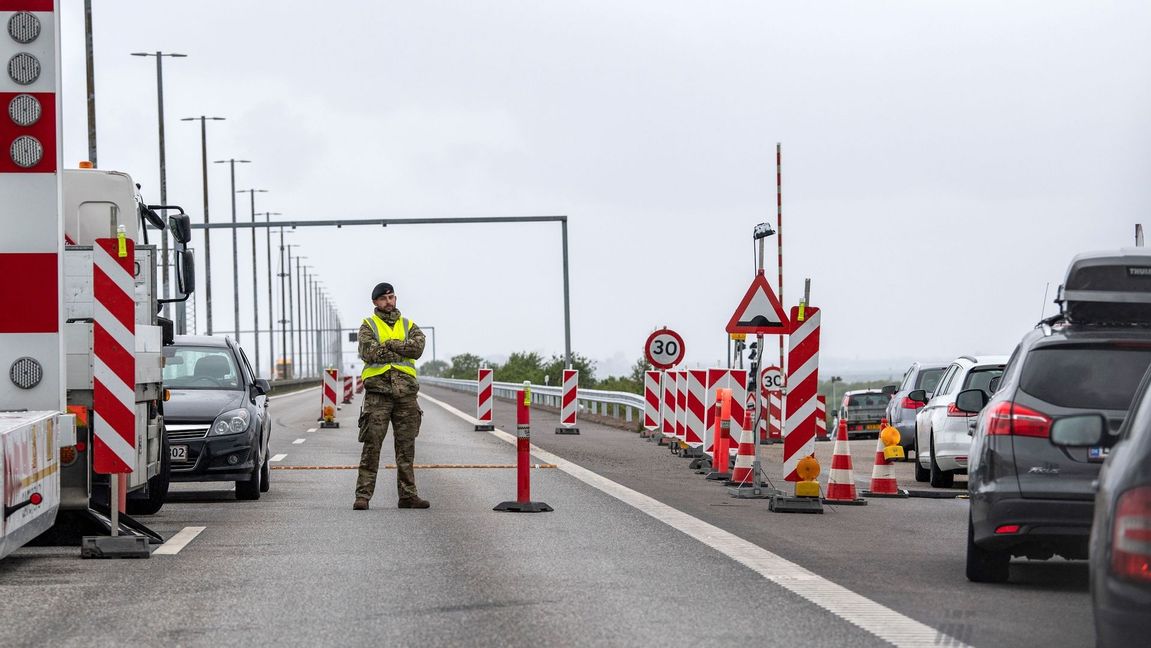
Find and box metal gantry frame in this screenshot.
[188,215,574,370]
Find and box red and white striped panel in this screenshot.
[559,369,578,427]
[476,368,494,424]
[321,369,338,417]
[355,376,364,394]
[674,370,687,442]
[643,370,661,431]
[783,307,821,481]
[769,393,783,442]
[816,395,828,440]
[0,1,64,414]
[660,370,674,437]
[685,369,707,448]
[92,236,135,474]
[342,375,353,403]
[705,369,725,454]
[705,369,747,456]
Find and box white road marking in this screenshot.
[271,453,287,462]
[292,438,306,445]
[419,392,965,648]
[268,386,320,401]
[307,428,317,433]
[153,526,206,556]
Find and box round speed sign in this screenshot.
[760,365,785,393]
[645,328,686,370]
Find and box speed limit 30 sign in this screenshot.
[761,365,785,393]
[645,328,685,370]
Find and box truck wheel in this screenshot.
[236,454,262,501]
[929,433,954,488]
[127,427,170,515]
[966,513,1009,583]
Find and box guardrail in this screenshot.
[420,376,645,425]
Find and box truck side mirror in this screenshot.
[176,249,195,296]
[168,213,192,246]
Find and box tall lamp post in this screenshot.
[285,244,301,374]
[237,189,268,375]
[180,116,225,334]
[256,211,281,376]
[276,229,294,378]
[131,50,186,324]
[295,256,306,377]
[213,158,250,342]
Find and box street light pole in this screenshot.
[84,0,97,166]
[295,257,305,376]
[131,50,187,324]
[256,212,281,375]
[180,116,225,335]
[278,228,289,378]
[213,158,250,342]
[238,189,268,375]
[285,244,300,376]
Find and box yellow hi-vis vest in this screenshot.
[361,315,417,380]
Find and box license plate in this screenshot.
[1088,446,1110,462]
[865,423,881,430]
[170,445,189,463]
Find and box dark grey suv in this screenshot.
[960,250,1151,583]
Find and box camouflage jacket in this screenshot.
[358,308,425,399]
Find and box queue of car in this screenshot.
[884,248,1151,644]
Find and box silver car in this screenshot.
[912,355,1008,488]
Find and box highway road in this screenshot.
[0,384,1093,647]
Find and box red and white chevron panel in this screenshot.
[476,368,494,424]
[321,368,338,417]
[783,307,821,481]
[92,237,136,474]
[816,395,828,440]
[661,371,675,437]
[342,375,353,404]
[643,370,661,431]
[769,393,783,442]
[559,369,579,427]
[705,369,747,457]
[674,370,687,442]
[355,376,364,394]
[685,369,707,448]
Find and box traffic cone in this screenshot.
[822,419,866,505]
[729,410,757,485]
[862,420,908,498]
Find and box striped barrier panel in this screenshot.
[685,369,707,448]
[555,369,580,434]
[475,368,494,431]
[643,370,661,434]
[783,306,820,481]
[320,368,339,427]
[92,235,135,474]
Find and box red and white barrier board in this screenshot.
[475,368,494,430]
[769,393,783,442]
[816,395,828,440]
[643,370,661,432]
[661,370,675,439]
[705,368,747,457]
[685,370,707,448]
[783,307,821,481]
[92,236,135,474]
[342,375,353,404]
[355,376,364,394]
[321,368,338,421]
[675,370,687,442]
[556,369,580,434]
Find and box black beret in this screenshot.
[371,283,395,300]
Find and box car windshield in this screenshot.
[916,368,945,393]
[163,346,242,390]
[1020,345,1151,410]
[962,366,1004,393]
[848,393,889,407]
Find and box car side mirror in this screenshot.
[252,378,270,398]
[954,389,988,414]
[1050,414,1106,448]
[907,389,927,404]
[989,376,1002,394]
[881,384,897,396]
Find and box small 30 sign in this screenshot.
[761,365,785,393]
[645,328,686,370]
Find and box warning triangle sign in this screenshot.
[726,271,791,335]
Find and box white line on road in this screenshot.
[307,428,317,433]
[153,526,206,556]
[271,453,287,462]
[292,439,306,445]
[419,392,966,648]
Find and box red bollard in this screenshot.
[706,388,733,481]
[494,390,554,513]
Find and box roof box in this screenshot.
[1056,249,1151,325]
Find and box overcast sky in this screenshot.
[57,1,1151,379]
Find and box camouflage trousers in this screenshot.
[355,392,422,500]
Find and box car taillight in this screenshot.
[1112,485,1151,584]
[947,402,975,418]
[985,401,1051,437]
[901,397,925,409]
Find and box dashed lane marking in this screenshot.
[272,463,557,470]
[153,526,206,556]
[293,438,306,445]
[419,392,966,648]
[270,454,287,462]
[307,428,317,433]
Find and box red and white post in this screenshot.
[355,376,364,394]
[475,368,494,431]
[494,390,553,513]
[342,375,353,404]
[555,369,580,435]
[815,395,828,441]
[659,370,675,445]
[320,368,339,428]
[783,306,820,481]
[642,370,661,438]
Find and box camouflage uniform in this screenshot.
[354,307,426,502]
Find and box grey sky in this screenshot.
[57,1,1151,379]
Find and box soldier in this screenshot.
[353,282,429,510]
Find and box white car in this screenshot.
[912,355,1008,488]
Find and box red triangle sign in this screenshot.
[726,271,791,335]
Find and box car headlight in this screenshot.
[211,408,251,436]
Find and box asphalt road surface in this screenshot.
[0,384,1093,647]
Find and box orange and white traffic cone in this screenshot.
[862,419,908,498]
[823,419,867,505]
[729,409,757,486]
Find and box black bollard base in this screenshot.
[475,424,495,431]
[494,501,554,513]
[555,427,580,435]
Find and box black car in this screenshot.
[162,335,272,500]
[959,249,1151,583]
[1050,384,1151,647]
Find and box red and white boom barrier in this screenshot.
[475,368,495,431]
[555,369,580,435]
[320,368,339,428]
[494,390,553,513]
